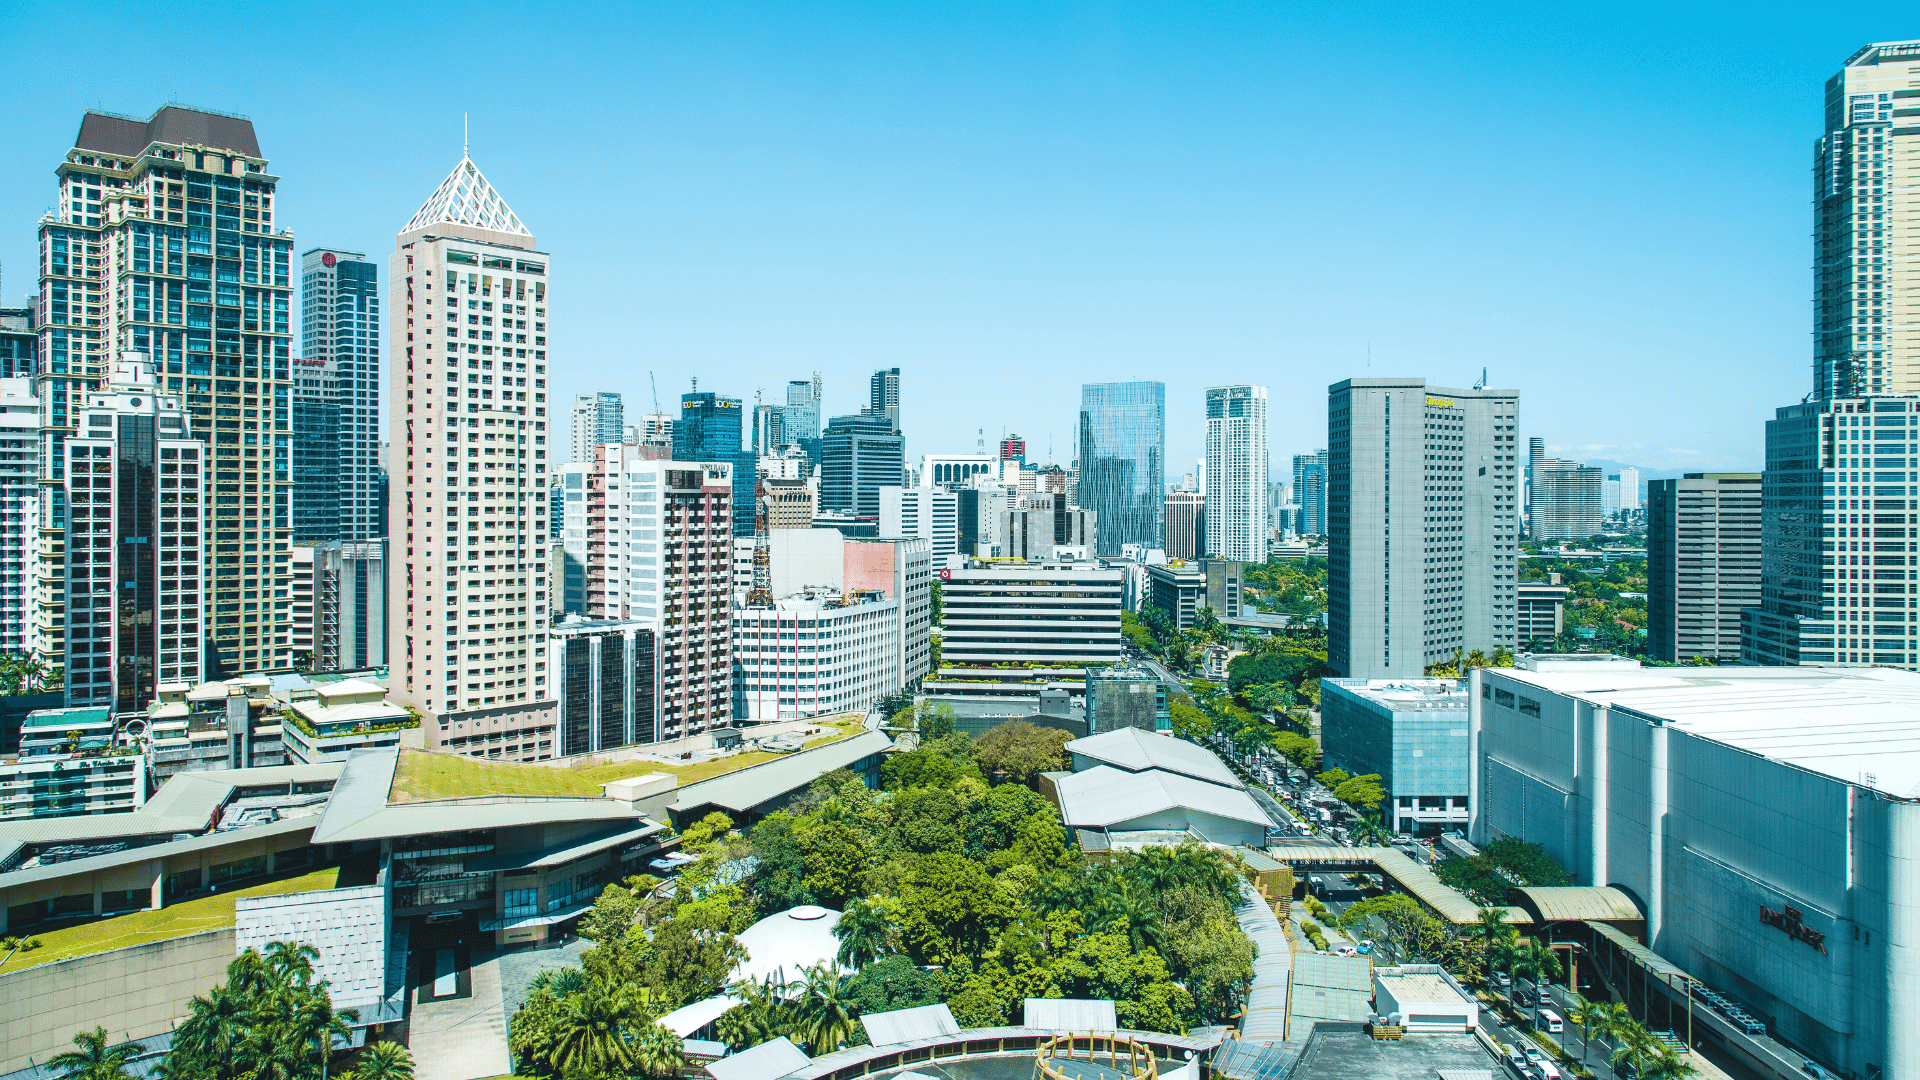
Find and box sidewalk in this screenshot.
[410,948,511,1080]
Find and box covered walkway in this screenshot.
[1258,843,1527,926]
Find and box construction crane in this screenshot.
[649,370,661,413]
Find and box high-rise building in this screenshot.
[295,248,380,541]
[1001,494,1096,560]
[556,462,588,614]
[674,392,755,537]
[1293,451,1327,536]
[1813,41,1920,399]
[1204,385,1267,563]
[752,403,785,454]
[957,485,1014,558]
[881,486,958,558]
[316,538,389,672]
[820,413,904,520]
[1327,378,1521,679]
[1163,490,1204,560]
[999,433,1025,463]
[1743,394,1918,671]
[1646,473,1762,663]
[918,453,996,487]
[940,563,1123,667]
[1618,466,1641,511]
[1078,382,1165,556]
[732,591,904,722]
[36,106,296,684]
[63,356,206,712]
[0,305,36,379]
[632,411,672,446]
[1527,438,1604,540]
[867,367,900,432]
[0,379,36,654]
[784,377,822,442]
[549,616,660,755]
[572,391,623,462]
[386,153,555,761]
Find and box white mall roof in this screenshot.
[660,994,745,1038]
[705,1036,809,1080]
[1065,726,1243,789]
[733,905,846,988]
[1055,765,1272,830]
[860,1003,959,1045]
[1023,998,1117,1033]
[1494,664,1920,798]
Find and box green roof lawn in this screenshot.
[0,865,342,974]
[389,715,868,802]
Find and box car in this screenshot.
[1803,1064,1838,1080]
[1513,989,1536,1009]
[1502,1045,1528,1072]
[1356,939,1374,955]
[1332,944,1359,957]
[1522,1047,1546,1064]
[1493,971,1513,988]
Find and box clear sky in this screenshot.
[1,2,1913,477]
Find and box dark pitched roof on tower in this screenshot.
[74,105,262,158]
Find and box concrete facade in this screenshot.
[1646,473,1762,663]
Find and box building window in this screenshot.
[504,887,538,919]
[1518,697,1541,717]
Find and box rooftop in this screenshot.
[1066,727,1242,789]
[74,105,261,159]
[1288,1029,1498,1080]
[671,729,894,815]
[1055,765,1273,830]
[1325,678,1468,711]
[1491,664,1920,798]
[1374,967,1472,1006]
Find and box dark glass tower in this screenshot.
[1077,382,1165,555]
[673,392,756,536]
[820,413,904,519]
[295,248,379,541]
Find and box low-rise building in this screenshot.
[281,679,416,764]
[0,749,147,821]
[1051,727,1272,848]
[1085,665,1168,733]
[1371,964,1479,1033]
[940,561,1122,667]
[143,678,288,779]
[1320,678,1470,837]
[1515,581,1570,648]
[732,590,903,722]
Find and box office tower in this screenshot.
[1515,580,1569,646]
[1618,466,1641,511]
[296,248,380,541]
[940,563,1123,667]
[0,305,35,378]
[1000,433,1025,463]
[36,106,295,684]
[316,538,389,671]
[1293,451,1328,536]
[1743,394,1918,671]
[571,391,623,461]
[0,379,38,652]
[1078,382,1165,556]
[674,392,756,537]
[867,367,900,432]
[763,477,813,529]
[1603,476,1622,518]
[1001,494,1096,559]
[752,403,784,454]
[549,617,660,754]
[386,152,555,760]
[584,447,735,736]
[1327,378,1520,679]
[733,590,903,721]
[820,413,904,520]
[784,377,822,442]
[1814,41,1920,398]
[1164,491,1204,560]
[63,355,206,712]
[633,411,672,446]
[556,463,587,613]
[1204,385,1268,563]
[1646,473,1762,663]
[881,486,958,557]
[1526,438,1604,540]
[957,485,1013,557]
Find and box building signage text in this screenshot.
[1425,395,1455,409]
[1758,903,1828,955]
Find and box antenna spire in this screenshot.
[463,113,469,157]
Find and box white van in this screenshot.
[1538,1008,1565,1034]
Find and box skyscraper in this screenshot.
[783,376,821,442]
[1164,490,1204,560]
[62,355,205,712]
[387,153,556,761]
[867,367,900,432]
[752,403,784,454]
[999,434,1025,463]
[1813,40,1920,398]
[1293,451,1327,537]
[0,379,35,654]
[36,105,295,686]
[295,248,380,541]
[1647,474,1761,663]
[820,413,904,520]
[1526,438,1604,540]
[674,392,756,537]
[1327,378,1521,679]
[1078,382,1165,556]
[315,538,389,672]
[571,391,623,461]
[0,305,35,379]
[1617,466,1641,511]
[1204,385,1267,562]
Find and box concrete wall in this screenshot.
[0,929,234,1074]
[770,529,845,596]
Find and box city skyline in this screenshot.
[10,6,1908,479]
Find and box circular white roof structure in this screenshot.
[734,905,847,988]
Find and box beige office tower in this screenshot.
[35,106,295,688]
[388,155,557,761]
[1814,40,1920,397]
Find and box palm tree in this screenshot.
[1348,818,1393,847]
[531,966,586,997]
[1638,1046,1699,1080]
[832,896,896,970]
[50,1027,140,1080]
[353,1041,415,1080]
[1512,938,1564,991]
[1565,996,1601,1068]
[793,964,859,1055]
[1611,1025,1659,1078]
[551,987,640,1077]
[264,939,319,987]
[631,1023,687,1080]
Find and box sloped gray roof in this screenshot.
[1022,999,1116,1033]
[75,106,261,158]
[1065,727,1242,789]
[1055,765,1273,830]
[860,1003,959,1045]
[707,1036,809,1080]
[0,762,341,845]
[671,730,894,815]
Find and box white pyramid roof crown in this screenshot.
[402,155,531,237]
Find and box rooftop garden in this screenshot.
[389,716,868,802]
[0,865,342,974]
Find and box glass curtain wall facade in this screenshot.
[295,248,379,541]
[673,393,755,537]
[1077,382,1164,556]
[820,413,904,519]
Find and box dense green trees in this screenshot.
[156,941,355,1080]
[1434,838,1570,906]
[972,720,1074,783]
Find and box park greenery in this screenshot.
[1242,557,1328,618]
[1521,554,1652,656]
[506,722,1261,1078]
[1434,837,1572,907]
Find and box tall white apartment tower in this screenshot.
[571,391,622,462]
[388,155,557,761]
[1204,385,1267,562]
[1813,40,1920,399]
[1327,378,1522,679]
[0,379,36,653]
[296,248,381,541]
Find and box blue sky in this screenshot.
[1,2,1913,476]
